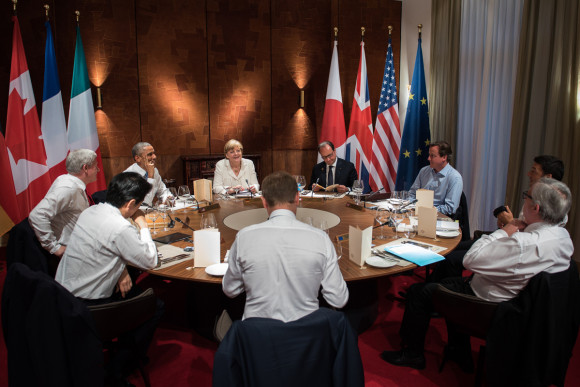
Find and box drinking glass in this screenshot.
[352,180,364,205]
[404,209,417,239]
[146,207,160,235]
[319,219,329,234]
[200,213,217,229]
[393,212,404,239]
[167,187,178,212]
[296,175,306,193]
[303,216,314,226]
[333,241,343,261]
[375,208,390,240]
[158,204,169,231]
[177,185,190,212]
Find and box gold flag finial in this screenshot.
[12,0,17,13]
[418,24,423,39]
[44,4,50,20]
[361,27,365,36]
[388,25,393,35]
[334,27,338,38]
[75,10,80,23]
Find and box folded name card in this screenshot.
[415,189,434,216]
[194,229,220,267]
[348,225,372,268]
[417,205,437,239]
[194,179,213,203]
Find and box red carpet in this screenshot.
[1,260,580,386]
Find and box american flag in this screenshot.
[345,41,373,193]
[369,35,400,193]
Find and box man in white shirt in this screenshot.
[223,171,349,322]
[29,149,98,258]
[124,142,172,206]
[55,172,163,385]
[381,177,573,371]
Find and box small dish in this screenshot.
[365,256,397,268]
[436,230,461,238]
[205,263,229,276]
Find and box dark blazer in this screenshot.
[213,308,364,387]
[310,158,358,189]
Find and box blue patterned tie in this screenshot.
[328,166,333,186]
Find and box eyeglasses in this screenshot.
[522,191,533,200]
[321,152,334,160]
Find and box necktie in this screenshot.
[328,166,334,186]
[144,172,149,179]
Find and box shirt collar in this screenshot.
[68,174,87,190]
[268,209,296,220]
[132,163,147,176]
[433,163,451,176]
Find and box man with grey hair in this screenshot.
[381,177,573,370]
[310,141,357,193]
[223,171,349,322]
[29,149,99,257]
[124,142,172,206]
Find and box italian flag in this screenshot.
[67,24,106,195]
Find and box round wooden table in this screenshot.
[147,195,461,337]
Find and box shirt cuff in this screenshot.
[139,227,153,242]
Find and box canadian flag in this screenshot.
[5,16,52,222]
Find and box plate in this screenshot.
[365,256,397,268]
[436,230,461,238]
[205,263,229,276]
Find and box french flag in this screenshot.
[42,20,69,181]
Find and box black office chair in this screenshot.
[6,218,59,276]
[452,191,470,241]
[213,308,364,387]
[87,288,158,387]
[432,284,498,386]
[91,189,107,204]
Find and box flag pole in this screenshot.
[44,4,49,21]
[75,10,80,24]
[418,24,422,39]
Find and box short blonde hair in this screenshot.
[224,139,243,155]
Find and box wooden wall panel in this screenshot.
[207,0,271,158]
[270,0,331,178]
[135,0,209,183]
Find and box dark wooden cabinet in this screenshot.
[182,154,262,186]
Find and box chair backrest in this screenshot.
[87,288,157,341]
[432,284,498,339]
[212,308,364,387]
[91,189,107,204]
[1,262,103,387]
[6,218,55,275]
[452,191,470,241]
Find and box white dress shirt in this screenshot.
[124,163,170,205]
[212,158,259,195]
[28,174,89,254]
[463,221,573,302]
[223,209,349,322]
[409,164,463,215]
[55,203,158,299]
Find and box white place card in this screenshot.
[415,189,434,216]
[348,225,373,268]
[417,206,437,239]
[194,228,220,267]
[194,179,213,203]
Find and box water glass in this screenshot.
[158,204,169,231]
[167,187,178,212]
[177,185,190,212]
[200,213,217,229]
[333,241,343,261]
[352,180,364,205]
[404,210,417,239]
[296,175,306,193]
[146,207,160,235]
[375,208,389,240]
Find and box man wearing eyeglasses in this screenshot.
[381,177,573,371]
[310,141,358,193]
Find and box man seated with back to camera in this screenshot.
[124,142,172,206]
[380,177,573,371]
[429,155,565,283]
[408,141,463,216]
[310,141,358,193]
[55,172,164,386]
[223,171,349,322]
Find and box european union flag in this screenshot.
[395,37,431,191]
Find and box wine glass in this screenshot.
[200,213,217,229]
[177,185,190,212]
[146,207,160,235]
[393,211,404,239]
[333,241,343,261]
[404,209,417,239]
[352,179,364,205]
[167,187,177,212]
[158,204,169,231]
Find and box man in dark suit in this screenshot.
[310,141,358,193]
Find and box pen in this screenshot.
[402,240,433,250]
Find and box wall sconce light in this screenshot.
[299,90,305,108]
[96,87,103,110]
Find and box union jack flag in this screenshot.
[369,35,401,193]
[345,41,373,193]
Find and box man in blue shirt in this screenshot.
[408,141,463,216]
